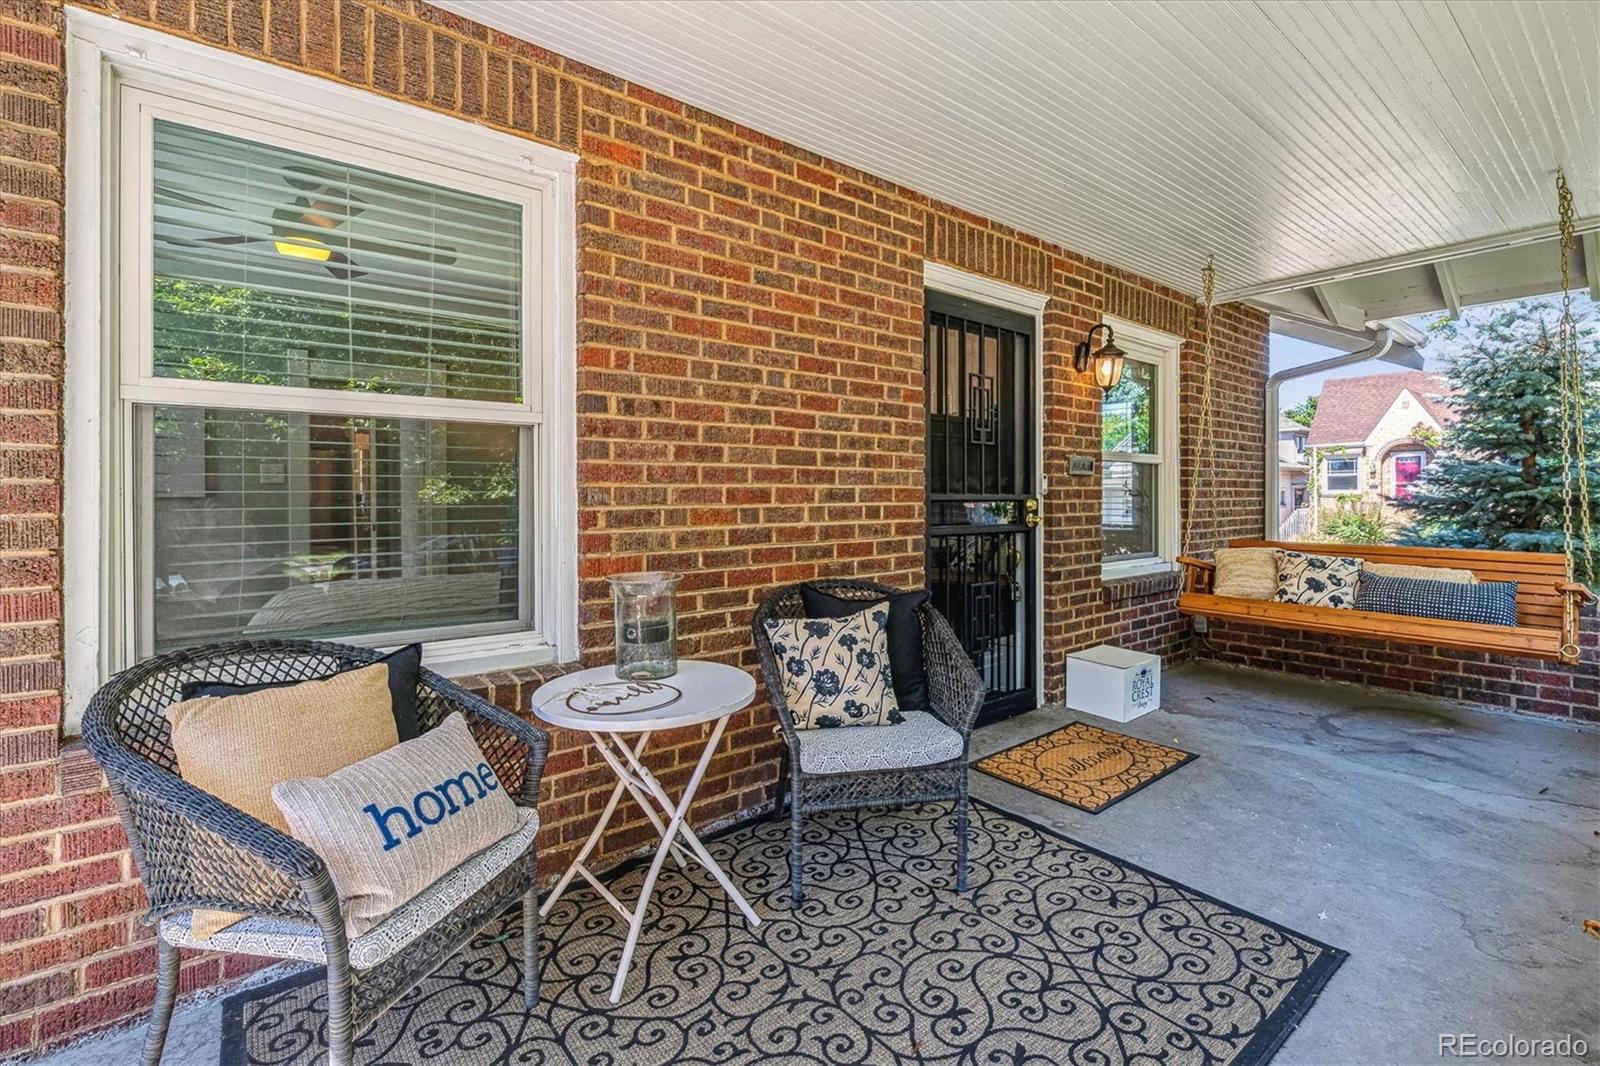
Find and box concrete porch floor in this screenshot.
[33,662,1600,1066]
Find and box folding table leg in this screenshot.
[590,732,687,869]
[608,715,759,1002]
[614,719,761,927]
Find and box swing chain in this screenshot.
[1181,255,1217,556]
[1555,169,1592,658]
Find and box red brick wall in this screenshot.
[1197,608,1600,722]
[0,0,1266,1055]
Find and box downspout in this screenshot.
[1263,327,1409,537]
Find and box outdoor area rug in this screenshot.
[975,720,1198,813]
[221,800,1343,1066]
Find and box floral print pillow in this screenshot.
[763,603,903,730]
[1274,550,1363,609]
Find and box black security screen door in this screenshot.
[925,293,1038,724]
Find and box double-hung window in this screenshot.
[70,26,576,712]
[1323,455,1360,492]
[1099,318,1181,577]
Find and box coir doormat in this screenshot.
[975,720,1196,813]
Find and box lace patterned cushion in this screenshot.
[158,806,540,971]
[1274,550,1363,609]
[763,603,902,730]
[272,713,520,939]
[795,711,962,774]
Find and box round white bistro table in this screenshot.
[530,660,762,1003]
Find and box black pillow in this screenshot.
[180,643,423,740]
[800,585,930,714]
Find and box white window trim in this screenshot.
[1100,316,1181,581]
[63,11,579,730]
[1321,453,1361,494]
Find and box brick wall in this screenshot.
[1198,608,1600,722]
[0,0,1267,1055]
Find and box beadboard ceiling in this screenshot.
[438,0,1600,305]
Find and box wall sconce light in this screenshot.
[1073,323,1126,390]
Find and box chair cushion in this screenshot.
[764,603,903,729]
[795,711,962,774]
[180,643,423,740]
[1355,573,1518,627]
[158,806,539,971]
[801,585,931,713]
[272,713,520,939]
[1212,547,1277,599]
[165,662,399,939]
[1274,550,1363,609]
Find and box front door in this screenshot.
[925,292,1038,725]
[1394,453,1425,500]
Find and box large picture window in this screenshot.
[1099,319,1181,577]
[139,120,531,655]
[67,25,576,716]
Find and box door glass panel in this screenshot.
[925,300,1035,722]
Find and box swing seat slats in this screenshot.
[1177,540,1593,665]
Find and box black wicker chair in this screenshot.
[752,580,985,904]
[80,639,550,1066]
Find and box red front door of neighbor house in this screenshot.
[1394,455,1424,500]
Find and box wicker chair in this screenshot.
[753,580,985,904]
[80,640,549,1066]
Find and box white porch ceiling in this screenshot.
[439,0,1599,305]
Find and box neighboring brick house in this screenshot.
[1304,370,1454,528]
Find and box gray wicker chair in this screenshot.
[80,639,549,1066]
[753,580,985,904]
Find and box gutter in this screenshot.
[1262,324,1425,537]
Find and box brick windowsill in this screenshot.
[1102,570,1182,603]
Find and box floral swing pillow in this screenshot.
[1275,549,1364,609]
[763,603,903,729]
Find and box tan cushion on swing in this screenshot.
[1213,547,1278,599]
[1364,562,1478,585]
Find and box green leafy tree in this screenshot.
[1284,395,1318,427]
[1400,295,1600,573]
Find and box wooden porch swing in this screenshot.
[1175,186,1597,666]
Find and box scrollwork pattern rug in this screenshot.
[221,801,1343,1065]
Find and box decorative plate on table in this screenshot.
[563,680,683,716]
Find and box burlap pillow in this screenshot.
[165,662,399,939]
[1364,562,1478,584]
[272,712,519,938]
[1212,547,1278,599]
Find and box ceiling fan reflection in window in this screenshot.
[156,165,458,281]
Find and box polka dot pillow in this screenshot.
[763,603,902,730]
[1355,573,1519,627]
[1274,550,1364,609]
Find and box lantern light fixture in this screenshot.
[1073,323,1126,390]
